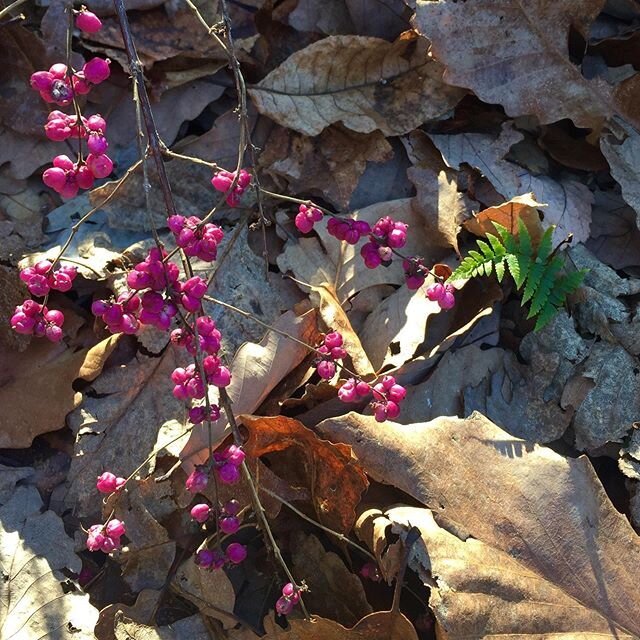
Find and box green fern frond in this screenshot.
[449,221,586,331]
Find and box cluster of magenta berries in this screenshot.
[10,301,65,342]
[191,499,241,535]
[338,374,406,422]
[11,260,78,341]
[426,282,456,310]
[315,331,347,380]
[31,9,112,198]
[360,216,408,268]
[294,204,323,234]
[276,583,301,616]
[20,260,77,296]
[171,315,222,358]
[86,519,126,553]
[85,471,127,554]
[195,542,248,570]
[327,217,371,245]
[167,215,224,262]
[211,168,251,207]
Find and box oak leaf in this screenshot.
[249,33,464,137]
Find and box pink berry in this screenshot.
[190,503,211,523]
[219,515,240,534]
[387,384,406,403]
[45,324,63,342]
[83,57,111,84]
[323,331,343,349]
[105,518,126,538]
[317,360,336,380]
[295,212,314,234]
[76,165,95,189]
[218,463,240,485]
[439,290,456,310]
[426,283,445,302]
[86,114,107,132]
[30,71,53,91]
[338,380,357,403]
[87,133,108,154]
[76,9,103,33]
[224,499,241,516]
[276,596,294,616]
[86,153,113,179]
[225,444,245,466]
[96,472,118,493]
[186,467,209,493]
[86,524,106,551]
[226,542,247,564]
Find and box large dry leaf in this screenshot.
[259,125,393,209]
[430,123,593,245]
[317,411,640,636]
[0,480,98,639]
[261,612,417,640]
[361,505,636,638]
[249,33,464,136]
[179,309,317,467]
[586,189,640,270]
[241,414,369,534]
[62,348,185,518]
[413,0,636,131]
[403,131,473,253]
[0,335,119,448]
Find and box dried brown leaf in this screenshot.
[291,532,372,625]
[463,193,546,246]
[249,33,464,137]
[0,334,119,448]
[261,612,417,640]
[318,412,640,636]
[259,125,392,209]
[240,414,369,534]
[414,0,638,131]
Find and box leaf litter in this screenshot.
[2,1,640,638]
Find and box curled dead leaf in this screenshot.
[240,414,369,534]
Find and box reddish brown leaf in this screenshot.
[240,414,368,534]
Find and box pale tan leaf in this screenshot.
[0,482,98,639]
[413,0,628,130]
[249,33,464,136]
[259,125,393,209]
[318,412,640,637]
[359,284,442,371]
[172,557,236,628]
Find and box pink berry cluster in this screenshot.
[327,217,371,245]
[10,300,64,342]
[196,542,247,569]
[403,257,430,290]
[426,282,456,310]
[315,331,347,380]
[276,582,301,616]
[11,260,77,341]
[30,10,112,198]
[360,216,408,268]
[294,204,324,234]
[171,355,231,401]
[20,260,77,296]
[171,315,222,358]
[190,498,241,535]
[211,169,251,207]
[96,471,126,493]
[338,374,406,422]
[167,215,224,261]
[85,472,127,553]
[86,519,125,553]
